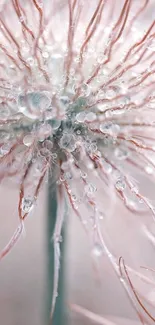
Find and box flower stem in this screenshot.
[46,183,65,325]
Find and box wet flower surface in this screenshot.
[0,0,155,323]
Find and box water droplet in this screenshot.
[115,178,126,191]
[59,134,76,152]
[65,172,72,180]
[60,95,70,106]
[115,147,129,160]
[100,122,120,135]
[0,143,11,157]
[89,143,97,153]
[18,92,51,119]
[42,51,49,59]
[92,243,103,257]
[97,103,107,112]
[105,88,116,99]
[85,112,96,122]
[38,124,52,142]
[22,197,34,213]
[52,153,57,159]
[99,212,104,220]
[50,119,61,130]
[80,171,87,179]
[71,194,77,201]
[129,182,139,194]
[145,165,153,175]
[84,183,97,197]
[55,235,63,243]
[76,112,86,123]
[100,159,113,174]
[81,84,91,97]
[23,134,34,147]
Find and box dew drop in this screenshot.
[38,124,52,142]
[100,122,120,135]
[59,134,76,152]
[115,147,129,160]
[80,171,87,179]
[84,183,97,197]
[76,112,86,123]
[22,196,34,213]
[0,143,11,157]
[71,194,77,201]
[105,88,116,99]
[92,243,103,257]
[145,165,153,175]
[97,103,107,112]
[115,178,126,191]
[81,84,91,97]
[99,212,104,220]
[65,172,72,180]
[60,95,70,106]
[42,51,49,59]
[100,159,112,174]
[50,119,61,130]
[85,112,96,122]
[18,92,51,119]
[23,134,34,147]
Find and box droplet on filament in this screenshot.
[18,92,51,119]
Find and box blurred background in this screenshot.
[0,182,151,325]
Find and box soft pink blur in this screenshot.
[0,181,155,325]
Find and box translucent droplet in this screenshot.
[80,171,87,179]
[23,134,34,147]
[50,119,61,130]
[52,153,57,159]
[76,112,86,123]
[0,143,11,157]
[99,212,104,220]
[101,159,112,174]
[60,96,70,106]
[71,194,77,201]
[115,178,126,191]
[97,103,107,112]
[81,84,91,97]
[65,172,72,180]
[42,51,49,59]
[38,124,52,142]
[115,147,129,160]
[84,183,97,197]
[59,134,76,152]
[100,122,120,135]
[105,88,116,99]
[145,165,153,175]
[92,243,103,257]
[89,143,97,153]
[18,92,51,119]
[22,197,34,213]
[85,112,96,122]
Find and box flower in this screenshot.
[0,0,155,323]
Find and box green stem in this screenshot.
[46,184,65,325]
